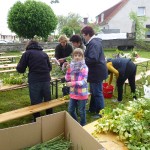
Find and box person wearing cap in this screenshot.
[107,57,137,102]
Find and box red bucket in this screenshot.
[103,83,114,98]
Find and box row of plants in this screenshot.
[0,55,72,86]
[112,49,139,61]
[2,73,28,85]
[0,65,65,86]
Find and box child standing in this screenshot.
[65,48,88,126]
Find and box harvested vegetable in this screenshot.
[2,73,27,85]
[24,134,72,150]
[51,65,65,78]
[93,98,150,150]
[66,56,72,63]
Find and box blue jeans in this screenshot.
[68,98,87,126]
[29,81,52,121]
[89,81,105,113]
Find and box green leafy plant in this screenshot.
[93,98,150,150]
[24,134,72,150]
[51,65,65,78]
[129,11,150,50]
[2,73,27,85]
[66,56,72,63]
[112,49,139,61]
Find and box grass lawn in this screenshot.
[0,49,150,129]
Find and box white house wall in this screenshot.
[106,0,150,33]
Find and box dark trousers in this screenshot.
[117,61,136,101]
[29,81,53,121]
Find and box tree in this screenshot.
[61,26,73,37]
[57,13,83,36]
[7,0,58,39]
[129,11,148,40]
[129,11,150,50]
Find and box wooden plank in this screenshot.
[0,93,90,123]
[0,98,69,123]
[0,52,5,56]
[0,61,12,64]
[0,84,28,92]
[43,49,55,52]
[125,74,141,84]
[125,70,150,84]
[0,77,64,92]
[0,58,8,61]
[0,63,17,69]
[124,70,150,93]
[0,69,16,73]
[47,52,55,57]
[134,57,150,65]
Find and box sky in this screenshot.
[0,0,121,34]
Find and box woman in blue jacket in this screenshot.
[81,26,108,118]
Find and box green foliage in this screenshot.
[25,134,72,150]
[61,26,73,37]
[51,65,65,78]
[129,11,150,51]
[94,98,150,150]
[57,13,82,35]
[129,11,148,40]
[7,0,57,39]
[66,56,72,63]
[2,73,27,85]
[112,49,139,61]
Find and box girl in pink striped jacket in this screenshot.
[65,48,88,126]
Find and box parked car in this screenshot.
[5,40,14,43]
[0,40,14,44]
[0,40,8,44]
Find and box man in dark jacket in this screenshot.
[70,34,86,51]
[81,26,108,118]
[16,40,52,122]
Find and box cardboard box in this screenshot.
[0,111,104,150]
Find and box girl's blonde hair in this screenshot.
[72,48,84,59]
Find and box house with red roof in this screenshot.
[96,0,150,38]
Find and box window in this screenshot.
[146,24,150,38]
[146,25,150,28]
[137,7,145,16]
[101,13,104,22]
